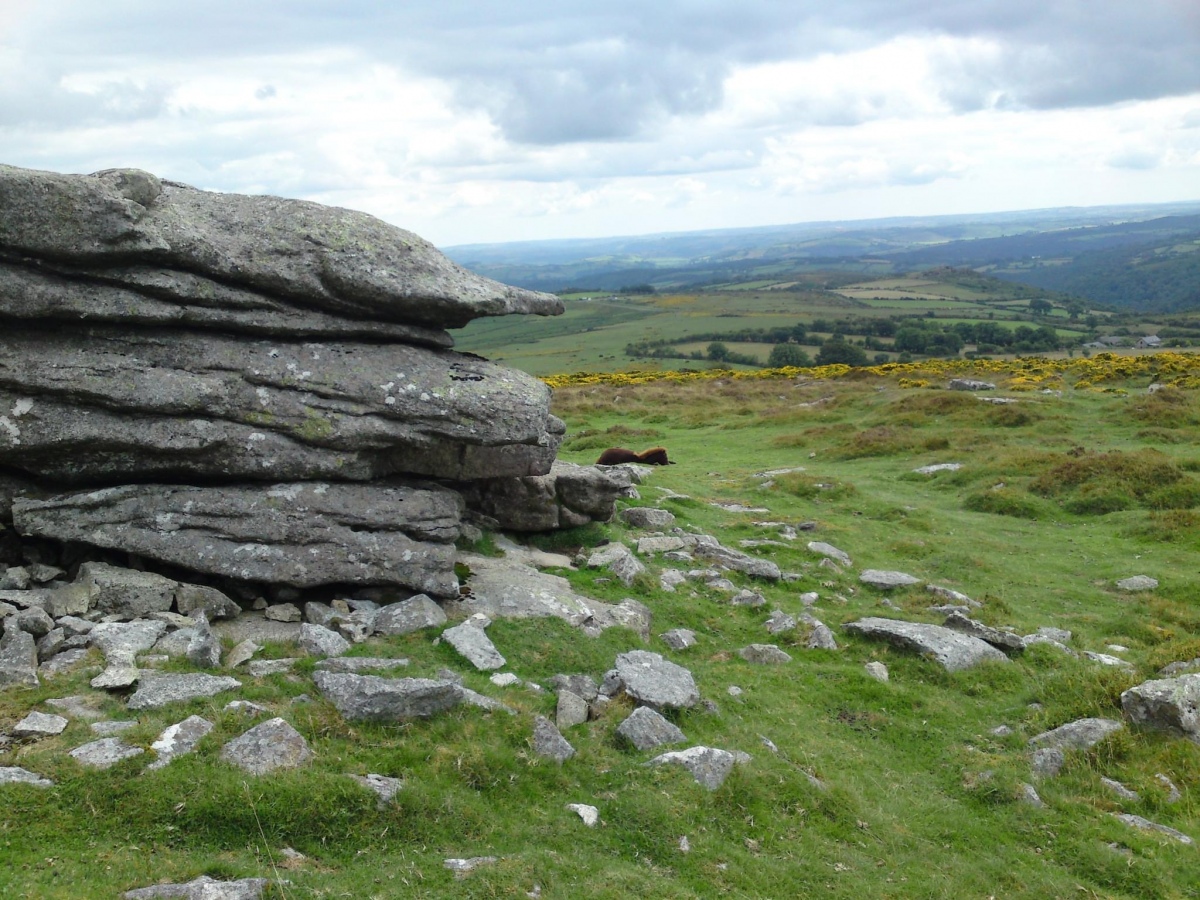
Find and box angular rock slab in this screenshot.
[532,716,575,763]
[14,711,68,736]
[374,595,447,635]
[442,620,505,671]
[123,875,273,899]
[615,650,700,710]
[859,570,921,589]
[221,717,313,775]
[148,715,215,770]
[0,626,39,687]
[0,766,54,787]
[647,746,738,791]
[17,481,462,594]
[0,327,563,483]
[126,673,242,711]
[313,671,463,721]
[616,706,687,751]
[1121,674,1200,739]
[843,618,1009,672]
[1028,718,1124,751]
[0,163,561,328]
[69,737,144,769]
[350,773,404,806]
[465,461,633,531]
[453,553,651,636]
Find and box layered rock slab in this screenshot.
[15,481,462,593]
[0,326,563,483]
[843,617,1009,672]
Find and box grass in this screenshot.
[4,369,1200,898]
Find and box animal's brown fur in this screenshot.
[596,446,674,466]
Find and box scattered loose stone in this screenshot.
[221,717,312,774]
[927,584,980,608]
[186,612,222,669]
[659,569,688,592]
[442,619,506,671]
[374,595,447,635]
[127,673,242,710]
[730,589,766,607]
[647,746,738,791]
[1030,747,1065,779]
[621,507,676,529]
[727,686,743,697]
[69,737,144,769]
[298,623,351,658]
[739,644,792,664]
[694,542,781,581]
[864,661,889,683]
[859,570,921,589]
[1120,674,1200,739]
[1019,783,1044,807]
[444,857,498,879]
[615,650,700,710]
[1113,814,1193,845]
[802,615,838,650]
[566,803,599,826]
[174,583,242,621]
[586,542,646,586]
[764,610,796,635]
[225,701,268,715]
[556,690,589,729]
[123,875,273,898]
[532,716,575,763]
[549,674,599,701]
[616,706,687,751]
[844,618,1009,672]
[1156,774,1182,803]
[1115,575,1158,592]
[91,720,138,735]
[1028,718,1124,751]
[350,773,403,806]
[13,711,68,736]
[1159,657,1200,677]
[79,562,177,619]
[15,606,54,638]
[0,766,53,787]
[313,671,463,720]
[660,628,696,650]
[1101,777,1140,802]
[247,658,298,676]
[799,591,819,606]
[990,725,1013,738]
[943,612,1024,652]
[490,672,520,687]
[148,715,214,770]
[1084,651,1133,669]
[225,639,261,669]
[913,463,962,474]
[0,627,40,687]
[264,603,302,623]
[948,379,996,391]
[807,541,851,566]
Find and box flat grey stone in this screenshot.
[441,620,505,671]
[264,603,302,623]
[549,674,599,701]
[927,585,979,607]
[532,715,575,763]
[313,656,409,674]
[730,589,766,607]
[1019,783,1044,806]
[694,542,781,581]
[0,766,53,787]
[246,658,297,676]
[186,612,222,669]
[221,717,312,775]
[803,615,838,650]
[126,673,242,710]
[91,720,138,735]
[90,620,168,663]
[45,694,105,719]
[949,379,996,391]
[313,671,463,721]
[1121,674,1200,738]
[14,606,54,638]
[298,623,351,658]
[78,562,176,619]
[943,612,1024,652]
[174,583,241,620]
[556,690,590,729]
[914,463,962,474]
[844,617,1009,671]
[1029,718,1124,751]
[374,595,447,635]
[621,508,676,529]
[123,875,273,899]
[660,628,697,650]
[566,803,599,827]
[350,773,403,805]
[859,570,921,589]
[1101,777,1140,802]
[1116,575,1158,592]
[764,610,796,635]
[640,536,687,555]
[615,650,700,710]
[444,857,499,879]
[13,711,68,736]
[42,649,94,678]
[225,639,260,669]
[69,737,144,769]
[586,542,647,586]
[616,706,687,751]
[647,746,738,790]
[0,627,39,687]
[739,644,792,664]
[864,661,889,682]
[807,541,851,566]
[1030,747,1065,779]
[148,715,214,770]
[1114,814,1193,845]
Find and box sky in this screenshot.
[3,0,1200,247]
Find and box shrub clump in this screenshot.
[776,472,857,500]
[963,487,1048,519]
[1030,449,1200,514]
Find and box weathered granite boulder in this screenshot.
[441,618,506,671]
[220,718,312,775]
[148,715,215,770]
[0,626,40,687]
[1120,674,1200,739]
[531,716,575,763]
[843,617,1009,671]
[15,482,463,594]
[942,612,1025,653]
[615,650,700,710]
[127,673,242,710]
[77,562,175,618]
[694,542,781,581]
[123,875,274,899]
[1028,718,1124,751]
[313,671,463,721]
[374,595,447,635]
[616,706,687,751]
[646,746,738,791]
[621,507,676,530]
[859,570,921,589]
[464,461,632,531]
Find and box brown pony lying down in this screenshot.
[595,447,674,466]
